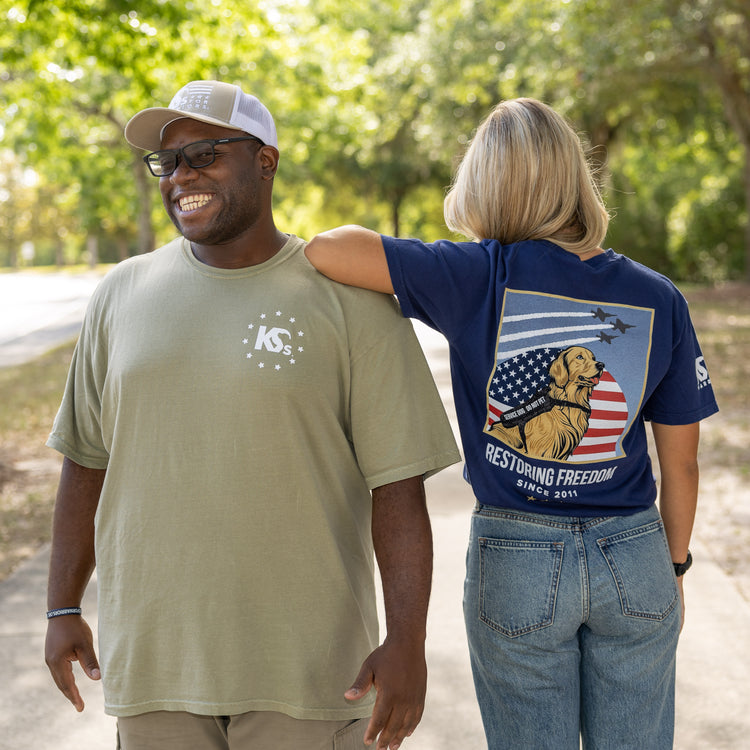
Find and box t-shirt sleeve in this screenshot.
[344,290,461,489]
[642,291,719,425]
[46,286,111,469]
[382,235,495,338]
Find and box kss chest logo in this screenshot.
[242,310,305,371]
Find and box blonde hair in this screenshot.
[443,98,609,256]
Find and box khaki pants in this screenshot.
[117,711,368,750]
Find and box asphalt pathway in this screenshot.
[0,272,748,749]
[0,269,103,368]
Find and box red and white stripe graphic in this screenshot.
[569,370,628,461]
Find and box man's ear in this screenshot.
[259,145,279,180]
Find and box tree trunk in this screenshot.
[86,235,99,268]
[390,186,408,237]
[55,236,65,267]
[116,235,129,262]
[132,149,155,254]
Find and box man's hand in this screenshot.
[45,615,101,712]
[346,637,427,750]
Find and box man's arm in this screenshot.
[347,476,432,750]
[45,457,106,712]
[651,421,700,629]
[305,225,395,293]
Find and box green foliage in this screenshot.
[604,110,746,279]
[1,0,748,280]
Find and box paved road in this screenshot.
[0,269,104,368]
[0,270,748,749]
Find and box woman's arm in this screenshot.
[305,225,395,294]
[651,421,700,564]
[651,421,700,628]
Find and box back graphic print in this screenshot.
[485,290,654,463]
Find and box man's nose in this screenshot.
[169,156,199,183]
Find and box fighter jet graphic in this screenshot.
[597,331,618,344]
[612,318,636,334]
[592,307,615,322]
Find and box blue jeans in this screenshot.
[463,504,681,750]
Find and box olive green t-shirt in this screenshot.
[47,235,460,719]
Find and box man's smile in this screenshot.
[177,193,214,212]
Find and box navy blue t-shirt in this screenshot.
[383,236,719,516]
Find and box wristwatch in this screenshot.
[673,551,693,577]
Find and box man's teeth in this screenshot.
[179,194,212,212]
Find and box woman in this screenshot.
[305,98,718,749]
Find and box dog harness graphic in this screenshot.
[485,290,654,463]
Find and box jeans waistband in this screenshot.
[473,502,660,530]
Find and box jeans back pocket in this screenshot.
[597,521,678,620]
[478,538,564,637]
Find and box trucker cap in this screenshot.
[124,80,278,152]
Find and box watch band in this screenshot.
[673,550,693,577]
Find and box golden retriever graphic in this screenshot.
[487,346,604,461]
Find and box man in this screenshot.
[44,80,460,750]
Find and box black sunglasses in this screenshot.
[143,136,265,177]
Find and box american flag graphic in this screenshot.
[486,291,652,463]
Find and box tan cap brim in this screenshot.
[124,107,246,152]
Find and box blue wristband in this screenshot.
[47,607,82,619]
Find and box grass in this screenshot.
[683,283,750,413]
[681,283,750,478]
[0,283,748,585]
[0,342,75,580]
